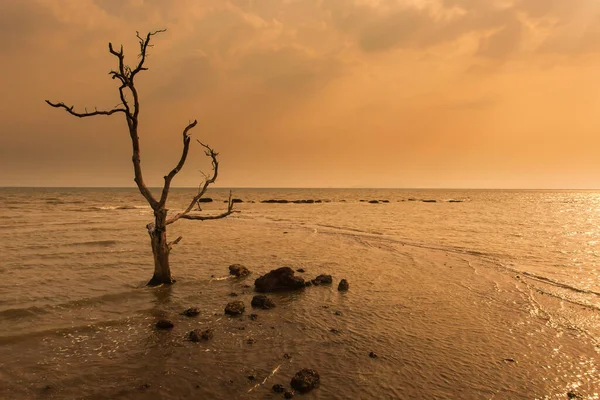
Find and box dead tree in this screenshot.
[46,30,236,286]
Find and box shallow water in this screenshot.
[1,188,599,399]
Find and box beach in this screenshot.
[1,188,599,399]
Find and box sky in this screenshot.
[1,0,600,188]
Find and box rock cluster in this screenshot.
[254,267,305,292]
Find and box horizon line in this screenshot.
[2,186,600,191]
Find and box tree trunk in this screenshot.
[147,208,174,286]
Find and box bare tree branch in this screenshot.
[45,100,127,117]
[166,146,233,225]
[179,191,237,221]
[159,120,198,206]
[168,235,183,250]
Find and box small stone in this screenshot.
[229,292,238,297]
[225,301,245,316]
[312,274,332,286]
[296,268,305,273]
[188,328,213,342]
[568,391,583,399]
[338,279,349,291]
[283,353,292,359]
[139,383,151,389]
[155,319,174,330]
[290,369,320,393]
[284,391,295,399]
[247,338,255,344]
[180,307,200,317]
[249,313,258,321]
[247,375,256,381]
[273,384,285,393]
[504,358,516,363]
[369,351,377,358]
[251,295,276,309]
[334,311,342,316]
[229,264,251,277]
[330,328,341,334]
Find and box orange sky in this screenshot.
[1,0,600,188]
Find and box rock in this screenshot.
[251,295,276,309]
[261,199,290,204]
[315,200,322,203]
[408,198,417,201]
[304,281,313,287]
[448,199,463,203]
[368,200,379,204]
[155,319,174,330]
[249,313,258,321]
[334,310,342,316]
[330,328,341,334]
[232,198,244,203]
[246,338,255,344]
[273,384,286,393]
[369,351,378,358]
[225,301,245,316]
[283,353,292,359]
[229,264,251,277]
[296,268,305,273]
[311,274,332,286]
[338,279,349,291]
[254,267,305,292]
[188,328,213,342]
[180,307,200,317]
[247,375,256,381]
[290,369,320,393]
[139,383,151,389]
[568,391,583,399]
[284,391,295,399]
[380,200,389,203]
[229,292,238,297]
[197,197,213,203]
[422,199,437,203]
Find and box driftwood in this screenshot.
[46,30,236,285]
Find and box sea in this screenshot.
[1,187,599,399]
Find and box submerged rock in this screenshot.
[251,295,276,309]
[188,328,213,342]
[312,274,333,286]
[290,369,320,393]
[225,301,245,316]
[180,307,200,317]
[254,267,305,292]
[338,279,349,291]
[304,281,313,287]
[155,319,174,330]
[284,391,295,399]
[249,313,258,321]
[368,200,379,204]
[422,199,437,203]
[232,198,244,203]
[273,384,285,393]
[229,264,251,277]
[369,351,378,358]
[197,197,213,203]
[296,268,306,273]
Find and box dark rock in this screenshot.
[229,292,238,297]
[197,197,213,203]
[368,200,379,204]
[251,295,276,309]
[503,358,516,363]
[273,384,286,393]
[247,375,256,381]
[180,307,200,317]
[334,311,342,316]
[155,319,174,330]
[380,200,389,203]
[188,328,213,342]
[330,328,341,334]
[283,353,292,359]
[241,284,251,288]
[246,338,255,344]
[249,313,258,321]
[338,279,349,291]
[448,199,463,203]
[139,383,151,389]
[232,198,244,203]
[312,274,332,286]
[229,264,251,277]
[296,268,305,273]
[568,391,583,399]
[254,267,305,292]
[359,200,366,202]
[422,199,437,203]
[314,200,322,203]
[290,369,320,393]
[369,351,378,358]
[340,199,346,202]
[304,281,313,287]
[225,301,245,315]
[408,198,417,201]
[284,391,295,399]
[261,199,290,204]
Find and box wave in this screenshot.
[0,305,49,320]
[68,240,119,247]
